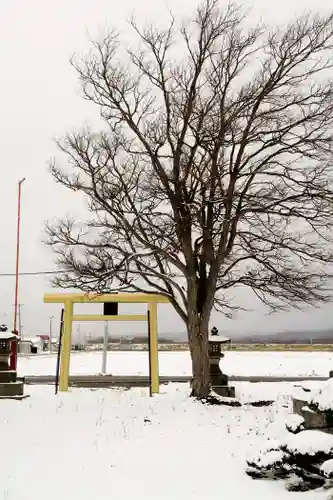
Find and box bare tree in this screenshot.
[47,0,333,398]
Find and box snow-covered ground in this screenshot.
[18,350,333,377]
[0,382,328,500]
[7,353,333,498]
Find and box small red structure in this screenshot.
[37,335,50,341]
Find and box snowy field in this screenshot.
[18,350,333,377]
[10,350,333,498]
[1,382,329,500]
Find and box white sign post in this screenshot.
[102,321,108,374]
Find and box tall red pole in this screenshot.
[10,177,26,371]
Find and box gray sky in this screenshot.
[1,0,333,340]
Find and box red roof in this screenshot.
[37,335,50,340]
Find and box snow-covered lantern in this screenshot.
[208,327,231,386]
[208,327,230,356]
[0,332,19,371]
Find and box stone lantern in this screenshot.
[0,332,18,370]
[0,332,25,399]
[208,327,235,398]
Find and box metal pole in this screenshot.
[11,177,26,371]
[55,309,64,395]
[76,324,81,347]
[18,303,23,339]
[102,321,108,374]
[49,316,54,353]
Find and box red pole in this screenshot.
[10,177,26,371]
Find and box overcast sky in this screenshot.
[0,0,332,340]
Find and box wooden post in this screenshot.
[147,310,152,397]
[59,301,73,392]
[148,301,159,394]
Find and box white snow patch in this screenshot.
[208,335,230,343]
[310,378,333,411]
[282,430,333,456]
[247,439,283,466]
[0,332,19,340]
[251,449,286,468]
[285,414,305,432]
[301,405,315,413]
[321,458,333,478]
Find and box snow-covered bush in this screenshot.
[246,430,333,491]
[246,440,291,480]
[285,414,305,434]
[308,379,333,428]
[247,380,333,492]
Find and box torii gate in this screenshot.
[43,292,169,394]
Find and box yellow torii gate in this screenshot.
[43,292,169,394]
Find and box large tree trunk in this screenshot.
[188,313,211,399]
